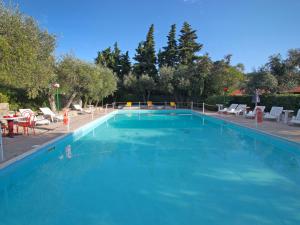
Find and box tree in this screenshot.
[246,70,278,94]
[133,24,157,79]
[95,47,114,68]
[178,22,203,65]
[95,43,131,82]
[57,55,117,109]
[158,24,178,68]
[56,55,92,109]
[158,66,175,95]
[118,51,131,82]
[0,2,56,99]
[139,74,155,101]
[123,73,155,101]
[205,57,244,96]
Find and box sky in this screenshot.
[11,0,300,72]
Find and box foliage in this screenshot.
[246,49,300,92]
[95,42,131,82]
[57,55,117,108]
[158,24,178,68]
[133,24,158,79]
[204,56,244,97]
[246,70,278,93]
[0,92,9,103]
[123,73,155,101]
[178,22,203,65]
[0,1,55,99]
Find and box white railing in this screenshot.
[109,101,219,114]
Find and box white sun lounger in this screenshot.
[218,104,238,113]
[227,104,247,116]
[289,109,300,125]
[73,104,92,114]
[19,109,50,125]
[245,106,266,118]
[39,107,63,122]
[264,106,283,122]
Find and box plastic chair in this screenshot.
[17,114,36,135]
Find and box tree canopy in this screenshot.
[133,24,158,80]
[0,2,55,99]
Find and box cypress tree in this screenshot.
[133,24,157,79]
[119,51,131,81]
[178,22,203,65]
[158,24,178,68]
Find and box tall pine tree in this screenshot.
[158,24,178,68]
[178,22,203,65]
[133,24,157,79]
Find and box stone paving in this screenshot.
[206,112,300,143]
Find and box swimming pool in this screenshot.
[1,110,300,225]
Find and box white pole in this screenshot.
[0,123,4,162]
[67,115,70,132]
[202,102,205,114]
[191,101,193,110]
[105,104,108,113]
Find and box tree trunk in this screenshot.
[48,94,57,112]
[64,92,77,110]
[95,100,99,107]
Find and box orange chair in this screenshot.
[147,101,153,108]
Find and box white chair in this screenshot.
[289,109,300,125]
[39,107,63,122]
[19,109,50,125]
[264,107,283,122]
[218,104,238,113]
[73,104,92,114]
[228,104,247,116]
[245,106,266,118]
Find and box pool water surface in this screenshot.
[0,110,300,225]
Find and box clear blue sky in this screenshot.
[12,0,300,72]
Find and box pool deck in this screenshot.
[205,111,300,143]
[0,108,115,167]
[1,108,300,168]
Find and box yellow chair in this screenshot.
[126,102,132,107]
[147,101,153,108]
[170,102,176,108]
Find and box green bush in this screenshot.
[0,92,9,103]
[205,94,300,114]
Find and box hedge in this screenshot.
[205,94,300,114]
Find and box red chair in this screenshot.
[17,114,36,135]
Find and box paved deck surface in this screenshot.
[1,109,300,168]
[0,108,114,166]
[207,112,300,143]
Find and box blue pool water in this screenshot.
[1,110,300,225]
